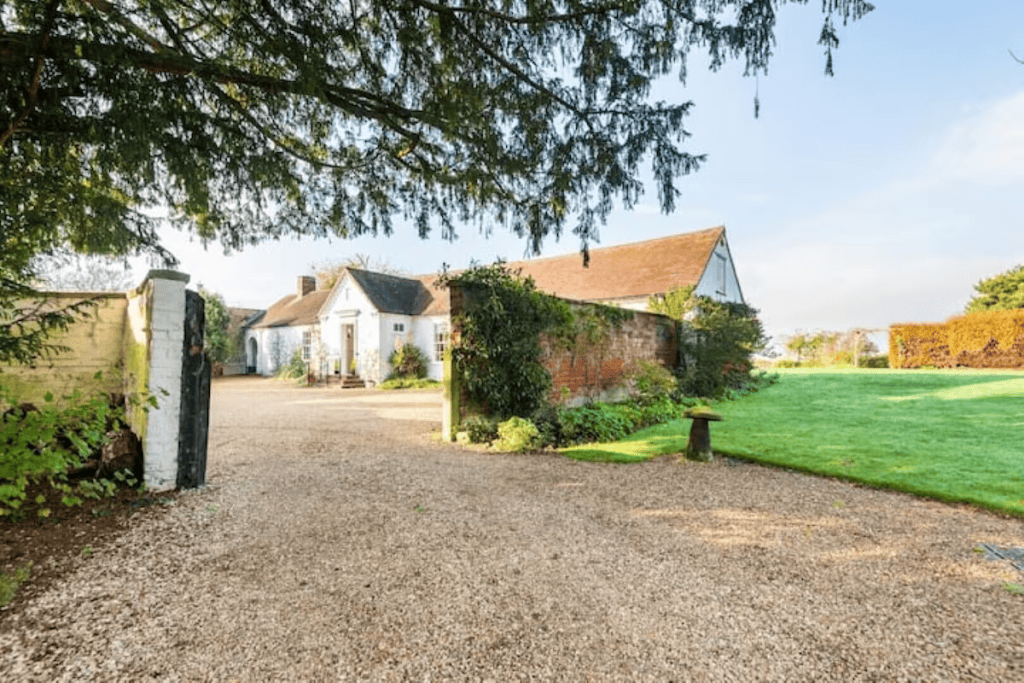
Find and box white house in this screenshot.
[244,226,745,384]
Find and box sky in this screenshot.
[128,2,1024,355]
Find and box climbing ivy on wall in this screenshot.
[439,263,632,418]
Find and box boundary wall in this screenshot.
[3,270,203,490]
[442,284,678,439]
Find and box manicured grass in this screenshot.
[561,369,1024,516]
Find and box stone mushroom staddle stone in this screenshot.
[684,407,722,463]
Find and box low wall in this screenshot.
[441,284,678,438]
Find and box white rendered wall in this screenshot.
[412,314,449,381]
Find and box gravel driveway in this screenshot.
[3,376,1023,681]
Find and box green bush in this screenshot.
[530,405,562,448]
[558,403,636,445]
[438,263,573,418]
[387,343,429,379]
[378,378,440,390]
[1,386,144,518]
[637,396,683,428]
[774,359,802,368]
[277,348,307,380]
[626,360,677,404]
[463,415,499,444]
[494,416,540,453]
[859,354,889,368]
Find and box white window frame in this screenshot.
[301,330,312,361]
[433,321,449,361]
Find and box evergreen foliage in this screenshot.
[440,262,572,417]
[2,0,871,362]
[198,286,235,364]
[387,343,429,379]
[966,265,1024,313]
[651,286,766,397]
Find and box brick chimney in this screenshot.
[297,276,316,298]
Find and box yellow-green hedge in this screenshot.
[890,310,1024,369]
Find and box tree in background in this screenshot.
[310,255,408,290]
[965,265,1024,312]
[782,329,879,366]
[197,286,235,364]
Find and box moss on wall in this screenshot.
[1,294,127,404]
[122,280,154,443]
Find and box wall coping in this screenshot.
[144,269,191,284]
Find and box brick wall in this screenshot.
[540,307,678,405]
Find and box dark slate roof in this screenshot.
[348,268,433,315]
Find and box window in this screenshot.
[301,330,311,361]
[393,323,405,332]
[715,253,727,297]
[433,321,449,361]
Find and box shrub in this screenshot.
[0,386,144,518]
[494,416,540,453]
[378,378,440,390]
[626,360,677,404]
[637,396,683,428]
[661,292,767,399]
[530,405,563,448]
[859,354,889,368]
[387,343,429,379]
[463,415,500,444]
[774,359,801,368]
[558,403,635,445]
[438,263,573,418]
[277,348,307,380]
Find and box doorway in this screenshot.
[342,323,356,376]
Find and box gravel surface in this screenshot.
[3,376,1023,681]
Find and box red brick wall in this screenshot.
[540,308,678,403]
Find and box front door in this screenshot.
[343,323,356,376]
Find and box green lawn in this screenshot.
[561,369,1024,516]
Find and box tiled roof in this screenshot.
[347,268,432,315]
[250,289,330,328]
[415,226,727,313]
[254,227,727,325]
[511,226,725,302]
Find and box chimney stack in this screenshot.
[297,276,316,298]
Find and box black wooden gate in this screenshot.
[177,289,211,489]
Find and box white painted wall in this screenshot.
[412,314,450,381]
[142,272,188,492]
[246,325,305,375]
[318,273,383,383]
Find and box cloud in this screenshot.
[928,90,1024,184]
